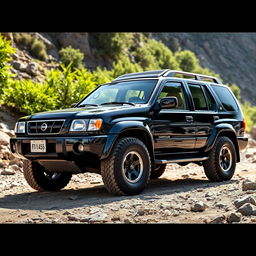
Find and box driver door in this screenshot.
[152,80,196,155]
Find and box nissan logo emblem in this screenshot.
[41,123,48,131]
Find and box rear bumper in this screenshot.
[10,135,108,160]
[237,136,248,151]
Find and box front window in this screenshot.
[77,79,157,106]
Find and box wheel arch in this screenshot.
[205,124,240,162]
[100,121,154,162]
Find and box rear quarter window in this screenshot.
[211,85,238,111]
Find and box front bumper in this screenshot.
[10,135,108,160]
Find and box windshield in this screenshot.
[77,79,158,106]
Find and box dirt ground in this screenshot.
[0,142,256,224]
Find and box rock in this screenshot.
[237,203,256,216]
[10,164,21,172]
[56,32,91,56]
[1,169,15,175]
[87,212,108,223]
[227,212,241,223]
[137,209,145,216]
[11,61,27,71]
[191,202,207,212]
[111,216,120,221]
[210,215,226,224]
[215,202,228,209]
[9,158,23,167]
[63,210,72,215]
[205,192,214,197]
[250,125,256,140]
[234,195,256,209]
[0,131,10,146]
[245,153,253,158]
[242,180,256,191]
[181,174,189,179]
[26,62,38,76]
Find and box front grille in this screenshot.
[27,120,65,134]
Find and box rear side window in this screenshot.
[188,84,208,110]
[211,85,238,111]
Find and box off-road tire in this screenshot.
[101,137,151,196]
[203,136,236,182]
[23,160,72,191]
[150,164,167,179]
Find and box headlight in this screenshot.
[88,119,103,131]
[69,119,103,132]
[70,120,88,131]
[15,122,26,133]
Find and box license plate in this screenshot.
[30,140,46,153]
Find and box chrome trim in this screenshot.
[27,119,66,135]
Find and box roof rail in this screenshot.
[112,69,222,84]
[164,70,222,84]
[113,69,169,81]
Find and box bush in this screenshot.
[93,33,135,59]
[59,46,84,70]
[13,33,34,48]
[0,35,15,95]
[31,39,48,61]
[2,79,57,114]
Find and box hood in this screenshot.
[25,105,149,121]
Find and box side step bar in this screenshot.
[155,157,209,164]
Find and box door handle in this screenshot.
[213,116,219,121]
[185,116,193,122]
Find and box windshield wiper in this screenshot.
[100,101,135,106]
[77,104,99,107]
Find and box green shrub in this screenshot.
[59,46,84,70]
[13,33,34,48]
[0,35,15,95]
[92,33,135,59]
[45,64,97,109]
[241,101,256,131]
[2,79,57,114]
[31,39,48,61]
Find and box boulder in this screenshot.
[57,32,91,56]
[242,180,256,191]
[191,202,207,212]
[0,131,10,146]
[234,195,256,209]
[237,203,256,216]
[26,62,38,76]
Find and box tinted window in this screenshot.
[158,82,186,109]
[211,85,238,111]
[188,84,208,110]
[79,79,157,105]
[203,87,215,111]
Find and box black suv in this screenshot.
[10,70,248,195]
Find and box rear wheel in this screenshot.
[150,164,167,179]
[23,160,72,191]
[101,137,151,196]
[203,136,236,182]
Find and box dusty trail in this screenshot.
[0,146,256,224]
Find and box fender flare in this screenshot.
[205,123,240,162]
[100,121,154,160]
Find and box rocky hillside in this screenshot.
[4,32,256,105]
[154,33,256,105]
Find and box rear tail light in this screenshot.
[242,118,246,131]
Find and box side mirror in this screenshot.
[160,97,178,109]
[71,103,77,108]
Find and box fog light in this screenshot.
[73,142,84,155]
[77,143,84,152]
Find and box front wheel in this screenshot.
[203,136,237,182]
[23,160,72,191]
[101,137,151,196]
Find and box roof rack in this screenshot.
[113,69,222,84]
[164,70,222,84]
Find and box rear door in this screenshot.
[152,80,196,155]
[186,82,218,150]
